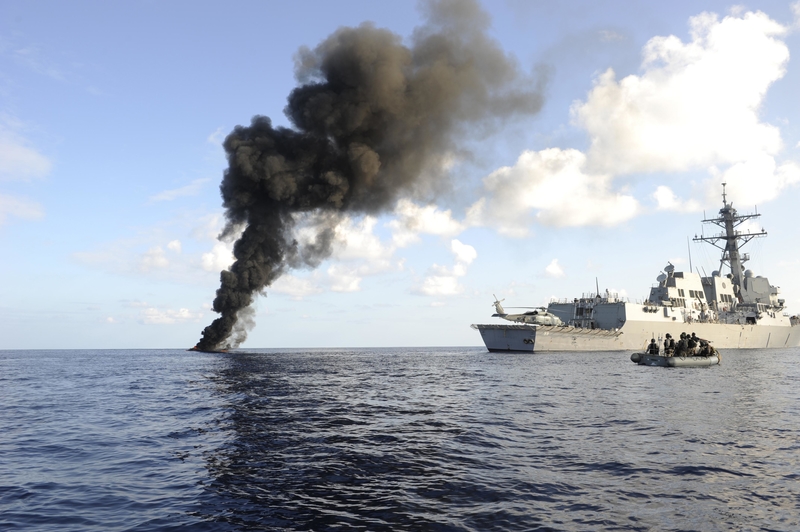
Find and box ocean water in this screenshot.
[1,347,799,531]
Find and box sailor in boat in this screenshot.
[687,333,699,354]
[647,339,659,355]
[674,333,688,357]
[663,333,675,356]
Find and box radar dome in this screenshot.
[745,269,754,278]
[712,271,720,277]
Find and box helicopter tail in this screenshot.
[492,294,506,316]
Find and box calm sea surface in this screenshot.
[1,347,799,531]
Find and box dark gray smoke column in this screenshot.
[195,0,545,351]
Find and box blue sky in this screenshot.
[1,0,799,349]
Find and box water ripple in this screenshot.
[2,347,800,530]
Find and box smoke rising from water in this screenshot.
[196,0,545,351]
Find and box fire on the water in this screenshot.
[187,345,229,353]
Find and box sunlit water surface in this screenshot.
[1,347,799,531]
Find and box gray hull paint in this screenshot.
[474,318,800,352]
[475,188,800,353]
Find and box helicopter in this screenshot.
[491,295,563,326]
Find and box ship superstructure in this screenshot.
[473,185,800,352]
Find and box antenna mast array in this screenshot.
[692,183,766,291]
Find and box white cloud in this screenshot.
[200,217,242,273]
[792,2,800,28]
[545,259,565,278]
[0,129,51,181]
[149,178,210,202]
[450,239,477,275]
[139,246,169,271]
[289,213,399,292]
[167,240,182,253]
[207,127,225,145]
[326,264,363,292]
[388,199,465,247]
[0,193,44,225]
[469,148,638,235]
[270,274,323,300]
[201,241,234,272]
[140,307,204,324]
[574,11,789,176]
[712,155,800,205]
[653,185,702,212]
[472,9,795,234]
[599,30,625,42]
[417,239,477,296]
[191,213,227,240]
[331,216,392,263]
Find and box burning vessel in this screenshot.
[473,185,800,352]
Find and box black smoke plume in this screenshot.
[195,0,545,351]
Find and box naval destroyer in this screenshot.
[473,185,800,352]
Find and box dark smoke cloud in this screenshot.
[196,0,545,351]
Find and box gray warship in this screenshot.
[473,185,800,352]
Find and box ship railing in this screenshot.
[549,293,631,304]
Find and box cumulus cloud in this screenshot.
[290,213,400,293]
[417,239,477,296]
[326,264,364,292]
[201,241,235,272]
[711,155,800,205]
[474,9,795,234]
[0,193,44,225]
[469,148,638,235]
[201,218,243,273]
[331,216,393,264]
[389,199,465,247]
[545,259,565,278]
[653,185,702,212]
[575,11,788,175]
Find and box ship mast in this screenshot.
[693,183,767,299]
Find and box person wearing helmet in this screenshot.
[647,338,660,355]
[687,332,698,354]
[675,333,688,357]
[663,333,675,356]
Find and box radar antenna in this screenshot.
[693,183,766,299]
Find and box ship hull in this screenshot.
[473,319,800,352]
[475,187,800,354]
